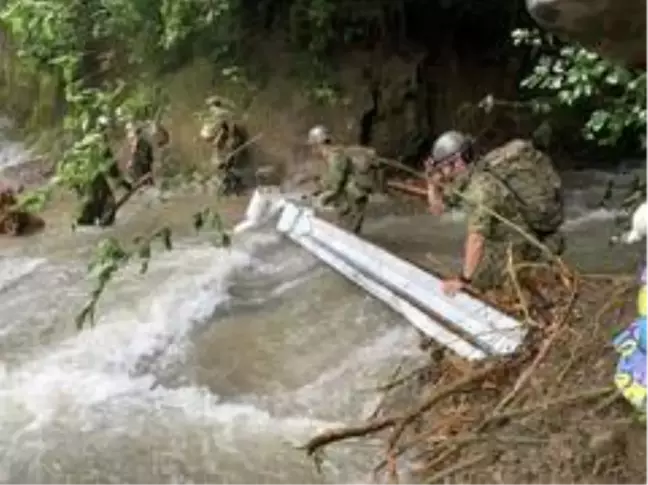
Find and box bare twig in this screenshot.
[386,365,495,450]
[491,278,578,415]
[425,452,492,484]
[301,365,494,456]
[484,386,615,424]
[506,244,537,327]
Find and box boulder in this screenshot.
[526,0,646,68]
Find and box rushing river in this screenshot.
[0,124,644,483]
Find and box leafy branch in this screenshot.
[512,28,646,148]
[75,206,232,330]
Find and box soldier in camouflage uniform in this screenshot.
[199,97,246,195]
[426,131,564,295]
[125,121,155,186]
[76,119,132,227]
[307,125,378,234]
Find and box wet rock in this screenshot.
[526,0,646,68]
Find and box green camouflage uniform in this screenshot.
[444,139,564,291]
[202,106,246,195]
[318,145,376,234]
[76,146,130,227]
[128,134,154,185]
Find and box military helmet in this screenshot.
[430,130,472,164]
[125,120,143,136]
[96,115,111,130]
[307,125,331,145]
[200,121,219,141]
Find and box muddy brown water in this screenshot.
[0,125,645,483]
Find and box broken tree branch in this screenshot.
[301,364,495,456]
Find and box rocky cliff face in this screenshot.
[526,0,646,68]
[240,44,525,178]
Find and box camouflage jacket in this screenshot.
[450,170,531,243]
[319,145,376,202]
[443,139,563,242]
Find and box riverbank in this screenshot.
[302,261,646,483]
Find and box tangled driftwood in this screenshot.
[300,258,645,483]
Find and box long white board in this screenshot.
[276,201,527,358]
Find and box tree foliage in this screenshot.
[513,28,646,149]
[0,0,243,329]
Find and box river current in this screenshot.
[0,123,644,483]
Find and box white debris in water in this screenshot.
[0,139,32,171]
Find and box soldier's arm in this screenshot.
[319,152,351,204]
[461,178,499,281]
[426,172,445,215]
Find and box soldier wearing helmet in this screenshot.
[426,130,564,296]
[307,125,376,234]
[75,116,131,227]
[199,96,247,195]
[125,120,154,186]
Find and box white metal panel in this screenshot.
[276,202,527,357]
[288,227,486,360]
[306,217,525,354]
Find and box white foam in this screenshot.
[563,207,619,229]
[0,227,342,450]
[0,257,47,293]
[0,139,32,170]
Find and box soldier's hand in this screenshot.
[314,193,334,212]
[427,170,445,188]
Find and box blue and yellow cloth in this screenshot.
[612,264,647,414]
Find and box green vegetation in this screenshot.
[513,27,646,151]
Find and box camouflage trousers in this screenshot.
[332,191,369,234]
[128,159,153,185]
[472,231,565,292]
[212,150,244,196]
